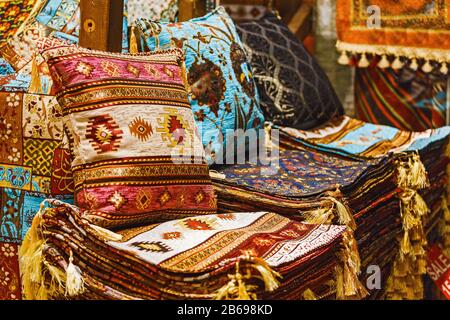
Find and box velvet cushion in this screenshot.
[236,13,344,130]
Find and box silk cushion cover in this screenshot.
[137,6,265,164]
[236,13,344,129]
[39,40,217,228]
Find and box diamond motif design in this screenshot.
[158,189,172,206]
[75,61,95,77]
[101,60,120,77]
[135,189,152,210]
[132,241,172,253]
[194,190,205,204]
[129,117,153,142]
[108,191,127,210]
[182,218,214,231]
[126,64,141,77]
[162,231,181,240]
[85,114,123,154]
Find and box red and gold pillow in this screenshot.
[39,40,217,228]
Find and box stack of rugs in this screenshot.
[275,116,450,299]
[20,200,362,300]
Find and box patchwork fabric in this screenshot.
[137,6,265,164]
[21,200,362,300]
[0,0,37,41]
[40,41,216,228]
[127,0,178,24]
[354,66,448,131]
[0,92,73,244]
[236,13,343,129]
[0,242,21,300]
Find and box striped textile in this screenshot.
[354,66,448,131]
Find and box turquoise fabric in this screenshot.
[137,7,265,164]
[35,0,129,51]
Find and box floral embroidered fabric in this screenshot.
[137,7,265,164]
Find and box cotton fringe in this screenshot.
[336,41,450,74]
[335,231,368,300]
[19,200,87,300]
[215,255,281,300]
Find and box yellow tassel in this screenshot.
[440,62,448,75]
[303,289,318,300]
[250,257,281,292]
[180,59,191,93]
[410,154,429,189]
[335,265,345,300]
[332,198,356,230]
[409,58,419,71]
[401,231,411,255]
[214,276,237,300]
[29,54,43,94]
[65,250,85,297]
[422,60,433,73]
[396,160,409,189]
[129,26,139,54]
[338,51,350,65]
[302,207,334,225]
[377,55,390,69]
[89,224,123,242]
[391,56,404,70]
[413,192,429,217]
[44,262,66,296]
[358,53,370,68]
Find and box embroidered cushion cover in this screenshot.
[39,40,217,228]
[236,13,344,129]
[137,7,265,164]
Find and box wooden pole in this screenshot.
[79,0,124,52]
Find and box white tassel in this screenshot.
[65,250,85,297]
[338,51,350,65]
[391,56,404,70]
[422,60,433,73]
[358,53,370,68]
[377,55,390,69]
[440,62,448,75]
[409,58,419,71]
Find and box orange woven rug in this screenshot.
[336,0,450,71]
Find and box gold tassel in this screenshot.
[250,257,281,292]
[65,250,85,297]
[422,60,433,73]
[396,160,409,189]
[338,51,350,65]
[332,198,356,230]
[180,59,191,93]
[29,54,43,94]
[440,62,448,75]
[409,58,419,71]
[335,265,345,300]
[413,192,429,217]
[89,224,123,242]
[377,55,390,69]
[358,53,370,68]
[410,154,429,189]
[391,56,404,70]
[129,26,138,54]
[302,207,334,225]
[303,288,318,300]
[401,231,411,255]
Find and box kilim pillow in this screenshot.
[236,12,344,130]
[136,6,266,164]
[39,39,217,229]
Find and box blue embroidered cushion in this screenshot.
[137,6,265,164]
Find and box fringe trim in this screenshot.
[302,288,318,300]
[335,231,368,300]
[336,40,450,73]
[214,255,281,300]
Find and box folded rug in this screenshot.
[19,199,366,300]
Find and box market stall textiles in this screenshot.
[276,116,450,299]
[211,140,423,299]
[20,200,363,300]
[335,0,449,130]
